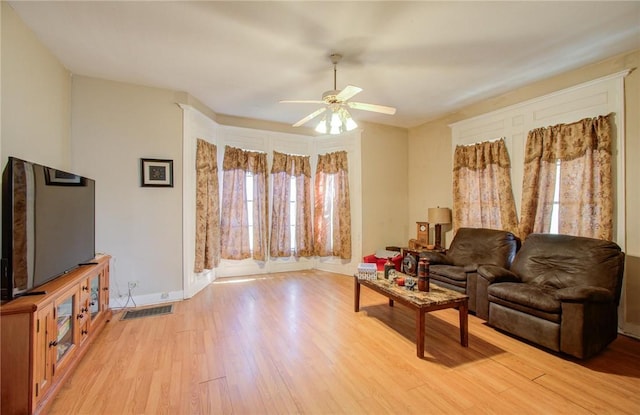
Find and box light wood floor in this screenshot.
[50,270,640,414]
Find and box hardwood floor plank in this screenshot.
[497,381,595,414]
[197,377,233,415]
[534,370,640,414]
[47,270,640,414]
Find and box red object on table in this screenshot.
[363,253,402,271]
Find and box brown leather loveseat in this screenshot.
[478,233,625,359]
[419,227,520,316]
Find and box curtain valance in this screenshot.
[453,139,511,171]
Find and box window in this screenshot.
[322,174,335,245]
[246,172,254,252]
[220,146,268,261]
[451,139,518,234]
[519,115,613,240]
[270,151,313,258]
[289,175,297,253]
[549,160,561,234]
[314,151,351,259]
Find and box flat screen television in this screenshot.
[1,157,95,301]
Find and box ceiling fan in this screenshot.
[280,53,396,134]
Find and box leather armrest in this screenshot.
[463,264,479,273]
[419,252,453,265]
[555,286,614,303]
[477,264,520,284]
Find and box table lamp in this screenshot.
[428,207,452,250]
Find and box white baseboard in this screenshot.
[109,289,183,310]
[619,322,640,340]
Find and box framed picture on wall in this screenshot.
[140,158,173,187]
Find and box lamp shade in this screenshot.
[316,105,357,135]
[428,207,451,224]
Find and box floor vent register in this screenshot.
[121,304,174,321]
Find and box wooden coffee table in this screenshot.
[354,274,469,358]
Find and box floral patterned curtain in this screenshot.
[452,139,518,235]
[220,146,269,261]
[270,151,313,257]
[194,139,220,272]
[314,150,351,259]
[519,114,613,240]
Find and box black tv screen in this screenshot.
[2,157,95,301]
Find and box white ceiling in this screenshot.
[8,1,640,129]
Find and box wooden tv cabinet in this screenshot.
[0,255,112,415]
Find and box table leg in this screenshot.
[416,309,425,358]
[389,298,394,307]
[459,299,469,347]
[354,277,361,312]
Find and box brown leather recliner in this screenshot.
[478,233,625,359]
[419,227,520,316]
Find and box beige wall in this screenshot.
[360,122,409,254]
[408,121,454,246]
[4,0,637,325]
[70,76,183,301]
[1,2,71,171]
[1,3,184,304]
[408,49,640,333]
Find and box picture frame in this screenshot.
[44,167,85,186]
[140,158,173,187]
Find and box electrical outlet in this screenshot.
[161,292,169,299]
[128,281,138,290]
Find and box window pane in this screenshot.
[327,175,335,245]
[246,172,254,251]
[550,160,560,234]
[290,176,296,252]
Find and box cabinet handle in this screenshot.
[49,340,58,348]
[102,287,108,291]
[77,314,84,320]
[81,307,89,313]
[90,301,96,306]
[81,329,88,335]
[82,286,89,291]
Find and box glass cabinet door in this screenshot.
[34,303,55,401]
[55,293,75,364]
[100,265,110,312]
[89,274,101,319]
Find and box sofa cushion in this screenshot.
[430,264,467,282]
[511,234,625,300]
[447,227,520,268]
[489,282,561,312]
[489,297,561,324]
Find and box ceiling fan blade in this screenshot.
[292,107,326,127]
[280,100,325,104]
[336,85,363,102]
[348,101,397,115]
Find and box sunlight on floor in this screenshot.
[213,276,272,284]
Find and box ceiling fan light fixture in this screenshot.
[330,111,342,128]
[330,122,341,135]
[340,107,358,132]
[345,116,358,131]
[315,114,328,134]
[315,106,357,135]
[283,53,395,132]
